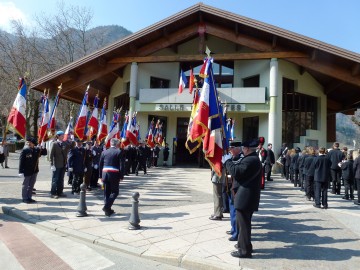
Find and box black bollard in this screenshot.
[76,183,88,217]
[128,192,141,230]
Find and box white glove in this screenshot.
[69,167,73,172]
[94,164,98,169]
[18,173,24,177]
[41,141,45,148]
[84,168,87,173]
[92,150,96,156]
[221,153,232,164]
[51,165,56,171]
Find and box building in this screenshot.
[31,3,360,166]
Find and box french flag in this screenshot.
[48,91,60,138]
[105,112,119,148]
[7,78,27,138]
[126,112,138,146]
[88,95,99,140]
[146,119,155,148]
[74,87,89,140]
[96,99,108,144]
[38,96,50,143]
[64,117,74,141]
[178,69,188,94]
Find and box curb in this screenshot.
[1,204,240,270]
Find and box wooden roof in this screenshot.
[31,3,360,114]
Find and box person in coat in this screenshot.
[99,138,124,216]
[49,130,70,198]
[163,143,170,166]
[135,141,147,175]
[313,147,331,209]
[265,143,275,181]
[90,140,102,188]
[353,149,360,206]
[223,138,262,259]
[327,142,345,195]
[303,147,316,201]
[19,137,47,203]
[68,138,85,194]
[340,152,355,200]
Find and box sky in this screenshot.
[0,0,360,53]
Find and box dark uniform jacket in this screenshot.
[353,157,360,179]
[341,160,354,182]
[91,146,102,167]
[99,147,124,180]
[225,151,262,212]
[19,146,47,176]
[327,148,344,170]
[313,154,331,182]
[68,146,85,173]
[304,155,316,177]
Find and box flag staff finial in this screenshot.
[205,46,211,58]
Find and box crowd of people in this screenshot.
[18,130,170,217]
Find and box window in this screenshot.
[183,61,234,88]
[243,116,259,141]
[243,75,260,87]
[150,77,170,88]
[114,93,129,112]
[282,77,318,146]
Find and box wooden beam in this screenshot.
[272,35,277,50]
[299,66,305,75]
[324,81,345,95]
[89,80,110,95]
[352,63,360,76]
[311,49,317,61]
[109,51,307,64]
[97,56,107,67]
[111,68,123,78]
[327,98,343,111]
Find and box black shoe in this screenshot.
[209,216,222,221]
[354,201,360,205]
[230,251,252,258]
[33,188,36,191]
[234,244,254,253]
[22,199,31,203]
[28,199,36,203]
[5,166,9,168]
[223,209,230,213]
[228,236,237,241]
[104,209,115,217]
[135,173,138,176]
[58,193,67,197]
[226,231,233,235]
[322,205,328,209]
[342,196,350,200]
[267,179,273,181]
[350,197,355,200]
[32,191,36,195]
[313,203,321,208]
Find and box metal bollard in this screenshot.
[128,192,141,230]
[76,183,88,217]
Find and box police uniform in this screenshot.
[68,140,85,194]
[99,145,124,216]
[90,144,102,188]
[19,137,47,203]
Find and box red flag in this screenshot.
[88,95,99,140]
[74,86,89,140]
[97,99,108,144]
[38,94,50,143]
[126,112,139,145]
[189,68,195,94]
[7,78,27,138]
[63,117,74,142]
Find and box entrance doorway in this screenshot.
[175,118,200,166]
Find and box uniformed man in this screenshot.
[68,138,85,194]
[90,140,102,188]
[99,138,124,216]
[135,141,147,175]
[222,138,262,259]
[19,137,47,203]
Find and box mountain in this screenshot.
[336,113,360,149]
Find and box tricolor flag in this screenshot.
[120,112,130,147]
[38,94,50,144]
[105,111,120,148]
[178,69,188,94]
[64,117,74,141]
[146,119,155,148]
[185,87,202,154]
[126,112,138,145]
[88,95,99,140]
[74,86,89,140]
[47,89,61,139]
[7,78,27,138]
[97,99,108,144]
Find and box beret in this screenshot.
[229,140,242,147]
[56,130,65,136]
[241,138,259,148]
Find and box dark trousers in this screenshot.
[236,209,254,255]
[305,175,314,200]
[293,169,300,187]
[229,193,238,239]
[285,165,290,180]
[51,167,66,196]
[331,169,342,194]
[343,178,354,199]
[356,178,360,202]
[265,164,272,181]
[90,168,99,187]
[314,181,328,207]
[136,159,147,174]
[222,183,231,212]
[103,175,120,210]
[72,172,83,193]
[22,173,38,200]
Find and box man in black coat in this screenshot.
[313,147,331,209]
[99,138,124,216]
[223,138,262,259]
[327,142,345,195]
[19,137,47,203]
[265,143,275,181]
[135,142,147,175]
[68,138,85,194]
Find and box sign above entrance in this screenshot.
[155,103,246,112]
[156,104,192,111]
